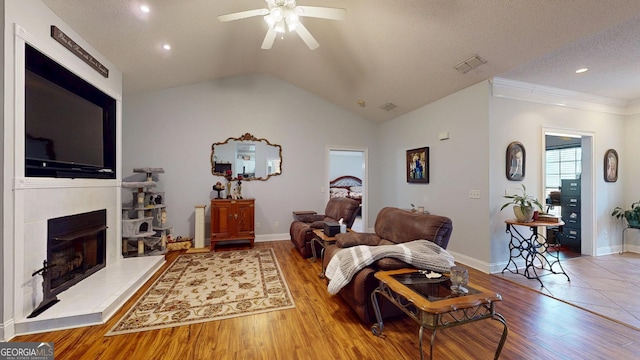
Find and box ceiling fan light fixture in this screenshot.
[271,7,283,22]
[219,1,346,50]
[286,13,299,31]
[264,14,275,27]
[275,22,286,33]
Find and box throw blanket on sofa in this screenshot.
[325,240,456,295]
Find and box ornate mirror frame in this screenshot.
[210,133,283,181]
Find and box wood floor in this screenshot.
[11,240,640,359]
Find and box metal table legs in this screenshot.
[371,284,509,360]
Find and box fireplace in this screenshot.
[29,209,107,318]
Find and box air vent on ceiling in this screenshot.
[454,55,487,74]
[380,102,397,111]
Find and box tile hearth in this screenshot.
[14,256,164,335]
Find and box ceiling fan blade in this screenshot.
[295,23,319,50]
[218,8,269,22]
[295,6,346,21]
[261,28,277,50]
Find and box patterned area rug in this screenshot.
[106,248,295,336]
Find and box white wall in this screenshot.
[329,151,363,181]
[121,75,376,240]
[2,0,123,340]
[375,82,492,268]
[622,112,640,250]
[489,89,628,269]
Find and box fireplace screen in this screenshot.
[29,209,107,318]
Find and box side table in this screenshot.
[371,269,508,360]
[502,219,570,287]
[310,228,353,278]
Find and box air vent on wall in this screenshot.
[454,55,487,74]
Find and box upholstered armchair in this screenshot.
[323,207,453,323]
[289,197,361,258]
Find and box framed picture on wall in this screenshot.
[406,147,429,183]
[604,149,618,182]
[506,141,525,181]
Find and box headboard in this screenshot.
[329,176,363,203]
[329,175,362,189]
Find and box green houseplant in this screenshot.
[611,201,640,228]
[500,184,544,222]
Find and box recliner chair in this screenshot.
[323,207,453,323]
[289,197,361,258]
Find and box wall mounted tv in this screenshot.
[25,43,116,179]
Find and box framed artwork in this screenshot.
[604,149,618,182]
[506,141,525,181]
[406,147,429,183]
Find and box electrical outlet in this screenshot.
[469,190,481,199]
[256,222,261,229]
[274,221,280,228]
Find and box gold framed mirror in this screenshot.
[211,133,282,181]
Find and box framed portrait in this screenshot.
[406,147,429,183]
[604,149,618,182]
[506,142,525,181]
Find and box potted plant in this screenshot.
[500,184,544,222]
[611,201,640,228]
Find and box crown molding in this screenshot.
[627,99,640,116]
[491,77,632,116]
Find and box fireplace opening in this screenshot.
[29,209,107,318]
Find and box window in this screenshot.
[545,146,581,213]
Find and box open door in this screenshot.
[328,148,367,232]
[543,129,595,256]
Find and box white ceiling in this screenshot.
[41,0,640,123]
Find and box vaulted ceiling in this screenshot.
[41,1,640,123]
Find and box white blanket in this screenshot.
[325,240,455,294]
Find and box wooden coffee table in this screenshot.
[371,268,508,360]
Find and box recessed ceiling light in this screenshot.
[140,5,150,13]
[575,68,588,74]
[162,44,171,50]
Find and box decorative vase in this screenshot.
[513,206,534,222]
[627,218,640,228]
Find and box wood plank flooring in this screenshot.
[11,240,640,359]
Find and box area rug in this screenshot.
[105,248,295,336]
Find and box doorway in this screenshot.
[328,148,367,232]
[542,129,595,256]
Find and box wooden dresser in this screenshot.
[210,198,255,249]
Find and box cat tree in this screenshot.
[121,167,172,257]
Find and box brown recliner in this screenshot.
[323,207,453,323]
[289,197,361,258]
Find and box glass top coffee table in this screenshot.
[371,269,508,360]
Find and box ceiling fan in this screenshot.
[218,0,346,50]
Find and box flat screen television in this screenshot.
[25,43,116,179]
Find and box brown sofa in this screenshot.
[289,197,361,258]
[323,207,453,323]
